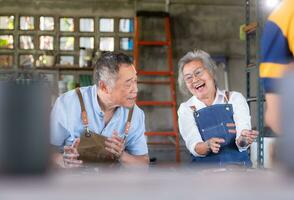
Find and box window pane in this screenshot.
[119,18,133,33]
[80,37,94,49]
[60,18,74,32]
[20,16,34,30]
[59,55,74,65]
[40,36,54,50]
[60,36,75,51]
[0,35,13,49]
[0,16,14,30]
[99,18,114,32]
[99,37,114,51]
[0,55,13,68]
[19,55,34,68]
[80,18,94,32]
[37,54,55,67]
[120,37,133,50]
[20,35,34,49]
[40,16,54,31]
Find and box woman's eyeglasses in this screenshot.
[184,67,206,83]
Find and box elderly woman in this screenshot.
[177,49,258,167]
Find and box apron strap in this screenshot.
[224,91,230,104]
[75,87,134,138]
[75,88,88,127]
[190,105,197,111]
[124,107,134,139]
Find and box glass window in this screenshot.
[119,18,133,33]
[60,17,74,32]
[19,55,34,68]
[120,37,133,50]
[0,16,14,30]
[99,37,114,51]
[20,35,34,49]
[99,18,114,32]
[39,35,54,50]
[20,16,34,30]
[59,55,74,66]
[0,35,13,49]
[80,37,94,49]
[40,16,54,31]
[79,18,94,32]
[60,36,75,51]
[0,55,13,68]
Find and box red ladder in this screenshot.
[134,11,180,162]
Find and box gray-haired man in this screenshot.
[51,52,149,167]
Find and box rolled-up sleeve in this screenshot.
[178,104,204,157]
[125,106,148,156]
[50,97,70,148]
[231,92,252,152]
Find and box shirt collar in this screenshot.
[190,88,227,107]
[92,84,121,120]
[91,85,104,117]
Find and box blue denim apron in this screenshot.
[191,93,252,167]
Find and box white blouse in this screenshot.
[177,89,251,157]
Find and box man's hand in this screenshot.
[206,138,225,154]
[105,131,125,159]
[63,138,83,168]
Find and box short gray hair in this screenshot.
[177,49,217,95]
[93,52,133,88]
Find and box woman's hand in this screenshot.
[237,129,259,147]
[206,138,225,154]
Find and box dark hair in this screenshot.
[93,52,133,87]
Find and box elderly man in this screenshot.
[51,52,149,167]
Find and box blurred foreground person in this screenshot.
[260,0,294,134]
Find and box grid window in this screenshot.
[40,16,54,31]
[99,37,114,51]
[59,55,74,65]
[119,18,133,33]
[60,36,75,51]
[99,18,114,32]
[0,55,13,68]
[0,16,14,30]
[80,37,94,49]
[60,17,74,32]
[0,15,133,69]
[40,35,54,50]
[20,35,34,49]
[20,16,34,30]
[80,18,94,32]
[0,35,13,49]
[19,54,34,68]
[120,37,133,50]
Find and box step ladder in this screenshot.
[134,11,180,162]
